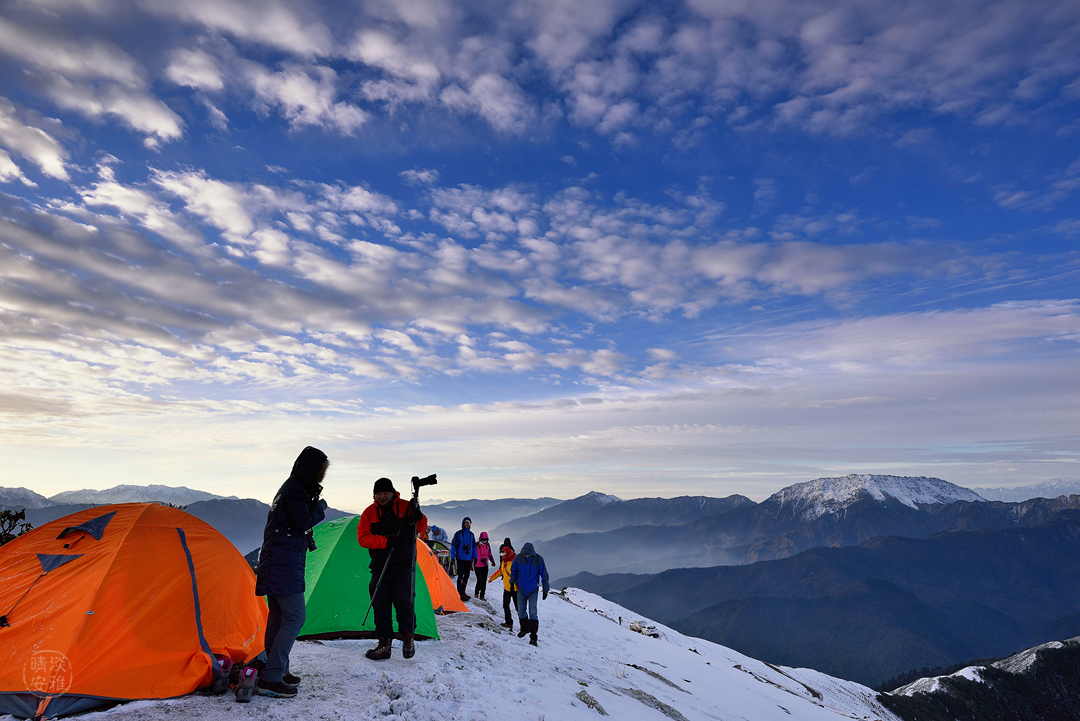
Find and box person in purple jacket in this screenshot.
[473,531,495,600]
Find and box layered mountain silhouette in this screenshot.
[563,513,1080,686]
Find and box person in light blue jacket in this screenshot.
[509,542,549,646]
[450,517,477,601]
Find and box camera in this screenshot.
[411,474,437,489]
[306,532,317,552]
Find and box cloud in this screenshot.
[246,63,368,134]
[165,48,224,91]
[143,0,333,57]
[400,168,439,186]
[439,74,535,133]
[0,17,182,143]
[0,98,69,180]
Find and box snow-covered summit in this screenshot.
[584,491,621,506]
[768,474,986,522]
[48,485,233,506]
[0,487,50,509]
[9,586,899,721]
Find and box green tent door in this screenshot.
[299,515,439,640]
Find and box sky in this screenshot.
[0,0,1078,511]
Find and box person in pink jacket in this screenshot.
[473,531,496,600]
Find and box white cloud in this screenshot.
[165,49,224,91]
[439,74,534,133]
[143,0,333,57]
[0,98,69,180]
[0,149,34,186]
[400,168,439,186]
[247,63,368,134]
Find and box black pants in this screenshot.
[502,589,518,625]
[456,564,472,597]
[473,566,488,598]
[369,564,414,638]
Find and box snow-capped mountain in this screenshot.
[971,478,1080,502]
[48,485,234,506]
[894,635,1080,695]
[9,586,898,721]
[767,474,986,523]
[0,487,50,509]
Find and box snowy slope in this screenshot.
[0,588,900,721]
[47,485,233,506]
[768,474,986,523]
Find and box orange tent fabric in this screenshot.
[0,503,267,719]
[416,540,469,614]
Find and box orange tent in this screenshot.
[0,503,267,719]
[416,540,469,614]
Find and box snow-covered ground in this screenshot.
[3,588,900,721]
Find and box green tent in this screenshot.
[298,515,439,640]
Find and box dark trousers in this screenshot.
[456,564,472,597]
[502,589,518,625]
[473,566,488,598]
[264,592,306,683]
[369,565,414,638]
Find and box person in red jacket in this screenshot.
[356,477,427,660]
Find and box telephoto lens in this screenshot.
[412,473,438,488]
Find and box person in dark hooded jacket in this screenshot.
[510,542,549,646]
[356,477,428,660]
[254,446,329,697]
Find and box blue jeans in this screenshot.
[517,589,538,621]
[264,592,306,683]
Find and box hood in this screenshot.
[520,542,536,557]
[290,446,328,495]
[499,546,516,563]
[479,532,489,542]
[461,517,472,530]
[501,537,513,550]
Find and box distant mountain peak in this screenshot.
[47,484,233,506]
[768,474,985,522]
[0,486,51,509]
[582,491,621,506]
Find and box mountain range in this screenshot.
[970,478,1080,502]
[563,512,1080,687]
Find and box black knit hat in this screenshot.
[373,477,395,494]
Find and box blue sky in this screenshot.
[0,0,1077,510]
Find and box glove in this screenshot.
[542,591,548,600]
[410,503,423,522]
[317,499,328,511]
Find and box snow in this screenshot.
[2,588,901,721]
[768,474,986,522]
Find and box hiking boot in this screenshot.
[459,593,470,602]
[500,621,513,630]
[365,638,392,661]
[255,679,297,698]
[234,667,257,703]
[517,623,528,638]
[529,619,538,646]
[402,633,415,659]
[282,673,301,686]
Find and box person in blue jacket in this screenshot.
[254,446,329,698]
[510,542,549,646]
[450,517,477,602]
